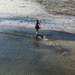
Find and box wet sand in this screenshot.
[0,28,75,75]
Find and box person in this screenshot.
[35,19,40,34]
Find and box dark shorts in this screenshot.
[35,26,40,29]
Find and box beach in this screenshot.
[0,28,75,75]
[0,0,75,75]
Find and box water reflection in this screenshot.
[0,29,75,75]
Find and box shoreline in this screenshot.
[0,26,75,35]
[15,27,75,35]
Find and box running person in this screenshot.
[35,20,40,34]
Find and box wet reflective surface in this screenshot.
[0,29,75,75]
[0,0,75,75]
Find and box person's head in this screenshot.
[36,19,39,23]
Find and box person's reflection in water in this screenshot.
[34,36,41,48]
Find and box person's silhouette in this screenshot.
[35,20,40,34]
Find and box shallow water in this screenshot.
[0,29,75,75]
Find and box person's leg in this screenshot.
[35,26,39,34]
[37,26,39,33]
[37,28,39,33]
[36,28,39,34]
